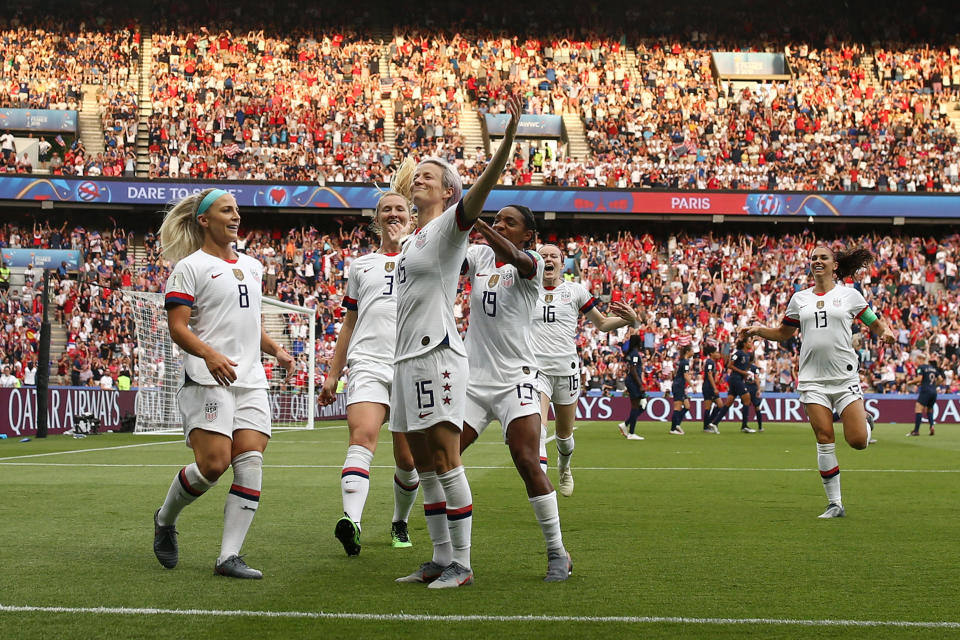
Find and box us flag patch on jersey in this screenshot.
[204,401,218,422]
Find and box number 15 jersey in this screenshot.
[164,249,267,389]
[783,284,869,386]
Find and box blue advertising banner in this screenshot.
[485,114,563,137]
[1,248,82,269]
[0,175,958,218]
[712,52,789,77]
[0,109,78,133]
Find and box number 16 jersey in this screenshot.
[164,249,267,389]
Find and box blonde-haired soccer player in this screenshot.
[393,94,523,589]
[153,188,294,578]
[533,243,638,495]
[741,245,895,519]
[321,163,419,555]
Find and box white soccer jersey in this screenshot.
[464,244,544,383]
[530,280,598,376]
[164,249,267,388]
[395,200,471,363]
[342,251,400,366]
[784,284,870,385]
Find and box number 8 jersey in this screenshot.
[783,284,870,386]
[164,249,267,389]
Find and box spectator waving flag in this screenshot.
[54,135,65,147]
[222,142,240,158]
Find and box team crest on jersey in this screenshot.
[204,401,218,422]
[544,294,554,303]
[560,290,572,302]
[384,261,395,272]
[233,269,244,281]
[501,272,515,288]
[415,230,428,249]
[487,274,500,287]
[833,297,842,306]
[816,300,824,309]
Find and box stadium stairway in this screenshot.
[79,85,105,155]
[135,28,154,176]
[561,112,589,161]
[459,104,487,161]
[375,37,396,154]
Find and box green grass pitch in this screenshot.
[1,420,958,639]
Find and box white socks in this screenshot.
[340,445,373,525]
[530,491,564,553]
[556,435,575,472]
[816,443,842,506]
[392,466,420,523]
[157,462,216,526]
[219,451,263,563]
[420,470,452,566]
[437,465,473,569]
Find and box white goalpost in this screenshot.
[123,291,316,433]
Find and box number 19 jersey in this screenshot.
[783,284,869,386]
[463,244,544,383]
[164,249,267,389]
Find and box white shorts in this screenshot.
[346,359,393,406]
[177,384,270,448]
[537,371,580,407]
[390,346,468,434]
[799,379,863,415]
[466,372,541,443]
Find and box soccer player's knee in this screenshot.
[197,453,231,480]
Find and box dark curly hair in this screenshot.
[830,247,874,280]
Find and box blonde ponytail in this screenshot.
[370,158,418,236]
[159,189,214,263]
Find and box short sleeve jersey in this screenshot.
[395,200,471,363]
[917,363,941,391]
[673,358,690,385]
[530,280,598,376]
[342,251,400,366]
[164,249,267,388]
[624,348,642,383]
[703,358,717,391]
[728,349,751,381]
[784,284,870,384]
[463,244,544,383]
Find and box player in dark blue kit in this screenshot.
[707,339,756,433]
[742,363,764,432]
[907,353,943,436]
[669,345,693,435]
[701,345,721,434]
[619,335,646,440]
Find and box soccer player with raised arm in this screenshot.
[534,243,638,494]
[392,94,523,589]
[741,245,895,519]
[154,188,294,579]
[320,165,420,556]
[458,206,572,581]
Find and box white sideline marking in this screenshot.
[0,440,182,462]
[1,461,957,474]
[0,604,957,628]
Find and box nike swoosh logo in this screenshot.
[520,402,532,406]
[476,273,488,277]
[364,268,372,272]
[211,273,223,279]
[419,411,433,419]
[240,505,257,511]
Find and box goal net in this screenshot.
[123,291,316,433]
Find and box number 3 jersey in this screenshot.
[463,244,544,383]
[164,249,267,389]
[783,284,870,386]
[342,251,400,366]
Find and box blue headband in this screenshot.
[196,189,230,218]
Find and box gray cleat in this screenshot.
[818,503,846,519]
[214,554,263,579]
[867,414,877,444]
[395,560,446,583]
[427,561,474,589]
[153,508,178,569]
[544,549,573,582]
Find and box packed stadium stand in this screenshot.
[1,0,959,399]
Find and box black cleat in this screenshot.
[153,508,178,569]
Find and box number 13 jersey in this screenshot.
[164,249,267,389]
[783,284,870,386]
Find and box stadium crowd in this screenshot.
[1,218,959,398]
